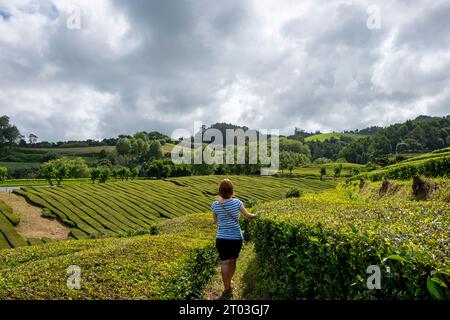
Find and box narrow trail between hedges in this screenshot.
[0,191,69,240]
[204,243,267,300]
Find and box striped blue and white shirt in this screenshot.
[211,198,243,240]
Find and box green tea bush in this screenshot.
[359,157,449,182]
[285,188,302,198]
[41,208,56,219]
[252,193,450,299]
[0,213,219,299]
[0,200,20,226]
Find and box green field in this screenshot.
[11,176,336,242]
[0,213,218,299]
[287,162,364,178]
[304,132,367,142]
[0,162,41,170]
[18,146,116,154]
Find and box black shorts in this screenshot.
[216,238,243,261]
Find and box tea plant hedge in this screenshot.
[0,200,28,249]
[358,157,449,182]
[12,176,335,241]
[0,213,218,299]
[252,193,450,299]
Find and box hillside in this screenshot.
[355,147,450,181]
[1,176,336,247]
[0,213,217,299]
[1,179,449,300]
[304,133,367,142]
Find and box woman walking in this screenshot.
[211,178,256,299]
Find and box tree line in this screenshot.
[291,115,450,164]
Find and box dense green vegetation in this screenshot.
[12,176,335,242]
[1,113,450,300]
[355,148,450,181]
[338,115,450,164]
[251,189,450,299]
[0,213,218,299]
[288,115,450,164]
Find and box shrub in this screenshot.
[252,193,450,299]
[0,200,20,226]
[41,208,56,219]
[359,157,450,182]
[285,188,302,199]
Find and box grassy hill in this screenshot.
[0,213,217,299]
[19,146,116,154]
[7,176,336,245]
[287,162,364,178]
[304,133,367,142]
[1,179,449,300]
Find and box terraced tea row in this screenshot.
[13,176,336,240]
[0,200,53,249]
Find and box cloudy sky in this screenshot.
[0,0,449,141]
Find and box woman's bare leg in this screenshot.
[221,259,237,291]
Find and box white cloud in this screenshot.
[0,0,448,140]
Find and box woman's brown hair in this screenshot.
[218,179,234,199]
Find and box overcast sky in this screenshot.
[0,0,449,141]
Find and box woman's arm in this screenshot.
[212,210,217,224]
[239,205,256,220]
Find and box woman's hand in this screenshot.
[239,206,256,220]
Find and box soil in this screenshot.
[0,191,69,240]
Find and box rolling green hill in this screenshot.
[304,133,367,142]
[356,147,450,181]
[0,213,218,299]
[11,176,336,243]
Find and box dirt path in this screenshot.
[0,191,69,240]
[204,243,260,300]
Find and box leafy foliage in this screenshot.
[0,213,218,299]
[252,192,450,299]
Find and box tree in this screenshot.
[148,140,163,160]
[0,115,22,152]
[0,167,7,183]
[146,161,163,179]
[146,159,172,179]
[333,164,342,180]
[279,137,311,157]
[280,151,310,174]
[118,167,130,181]
[68,157,90,178]
[40,162,56,186]
[116,138,132,155]
[28,133,38,144]
[111,168,118,181]
[279,151,292,173]
[98,167,110,183]
[132,138,150,158]
[91,168,101,183]
[320,166,327,180]
[131,166,140,180]
[55,164,68,185]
